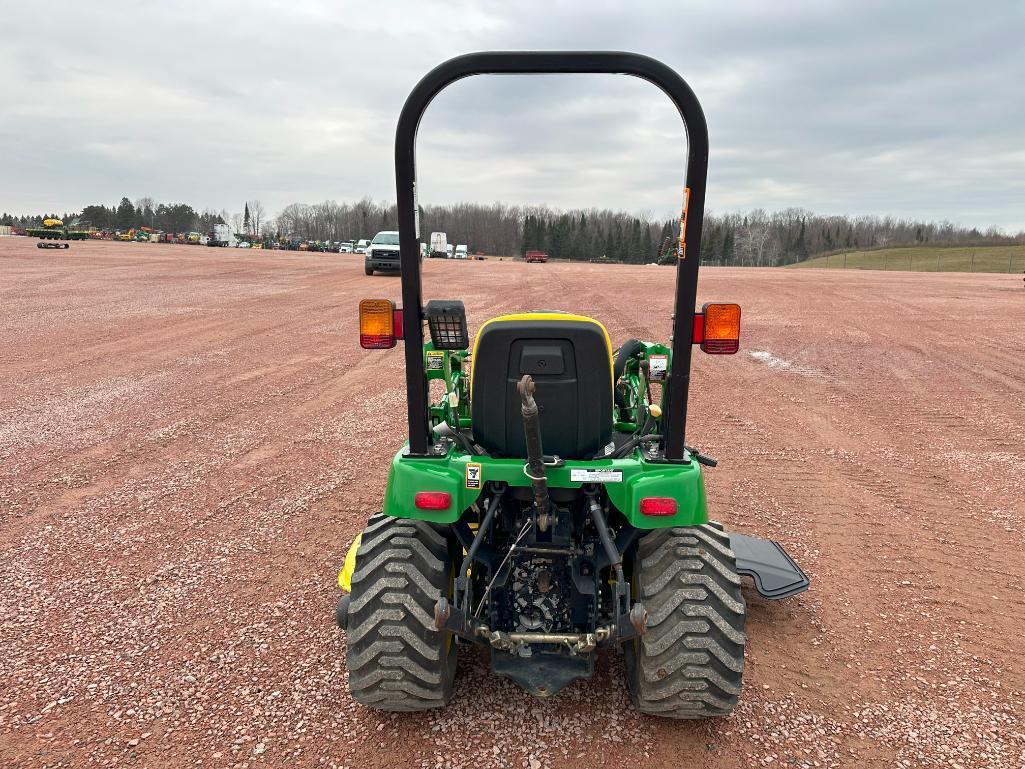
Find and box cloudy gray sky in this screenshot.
[2,0,1023,229]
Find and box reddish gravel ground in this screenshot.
[1,237,1022,769]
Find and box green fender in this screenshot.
[382,446,708,529]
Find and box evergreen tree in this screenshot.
[628,219,643,263]
[796,220,808,259]
[81,204,113,229]
[243,203,251,235]
[116,197,136,230]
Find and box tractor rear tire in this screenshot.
[626,522,746,718]
[345,513,457,711]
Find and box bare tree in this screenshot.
[263,198,1023,262]
[247,200,265,237]
[135,196,156,227]
[231,212,243,234]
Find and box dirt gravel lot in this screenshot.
[1,238,1022,769]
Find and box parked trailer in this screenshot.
[525,250,549,263]
[429,231,448,258]
[209,224,237,247]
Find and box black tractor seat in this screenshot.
[470,313,614,460]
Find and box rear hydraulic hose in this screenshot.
[517,375,550,517]
[586,493,625,586]
[456,489,503,610]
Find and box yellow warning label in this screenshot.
[678,187,690,259]
[465,462,482,489]
[426,350,445,371]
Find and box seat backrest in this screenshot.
[470,313,613,459]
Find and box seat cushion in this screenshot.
[470,313,614,459]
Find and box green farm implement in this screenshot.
[29,218,88,248]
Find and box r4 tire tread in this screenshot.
[345,514,457,711]
[627,522,746,719]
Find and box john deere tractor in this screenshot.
[336,52,808,718]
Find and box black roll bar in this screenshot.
[395,51,708,460]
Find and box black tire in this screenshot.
[345,514,457,711]
[626,522,746,718]
[364,264,374,275]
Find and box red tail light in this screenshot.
[639,497,678,516]
[414,491,451,510]
[393,307,404,340]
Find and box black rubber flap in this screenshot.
[729,533,810,599]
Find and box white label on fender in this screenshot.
[570,469,623,483]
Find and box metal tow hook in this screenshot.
[629,603,648,635]
[434,597,451,630]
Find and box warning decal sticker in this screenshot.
[465,462,482,489]
[648,354,668,381]
[678,187,690,259]
[426,350,445,371]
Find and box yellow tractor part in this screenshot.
[338,524,475,593]
[337,532,362,592]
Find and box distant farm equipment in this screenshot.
[28,218,89,248]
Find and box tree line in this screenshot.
[4,197,1021,264]
[273,198,1022,264]
[0,197,265,237]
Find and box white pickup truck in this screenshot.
[364,231,401,275]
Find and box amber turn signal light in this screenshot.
[700,302,741,355]
[359,299,396,349]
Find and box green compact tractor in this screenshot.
[336,52,808,718]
